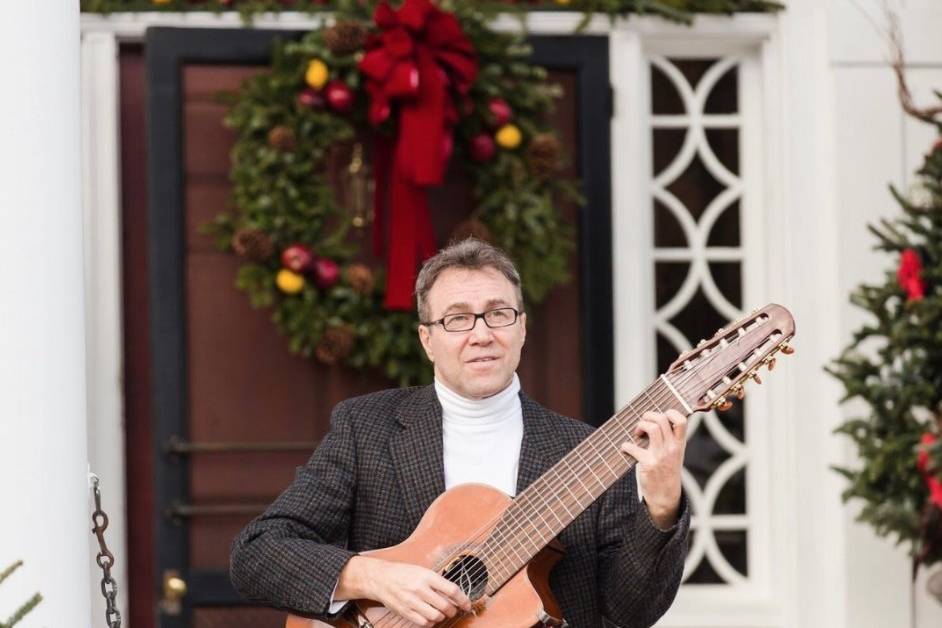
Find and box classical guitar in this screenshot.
[287,303,796,628]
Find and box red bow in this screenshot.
[359,0,478,310]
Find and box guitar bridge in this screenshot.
[340,603,374,628]
[537,609,568,627]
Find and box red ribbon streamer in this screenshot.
[359,0,477,310]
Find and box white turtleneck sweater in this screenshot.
[436,373,524,496]
[329,375,524,611]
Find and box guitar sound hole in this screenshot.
[441,554,488,600]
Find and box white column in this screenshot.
[0,2,92,627]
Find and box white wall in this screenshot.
[829,0,942,626]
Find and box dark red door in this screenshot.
[122,27,612,628]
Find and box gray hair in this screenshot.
[415,238,524,322]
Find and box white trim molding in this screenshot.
[81,28,129,628]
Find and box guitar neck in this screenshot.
[481,376,689,594]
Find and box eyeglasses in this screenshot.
[422,307,522,333]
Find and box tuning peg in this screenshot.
[750,371,763,385]
[715,397,733,412]
[781,344,794,355]
[733,385,745,400]
[766,357,777,371]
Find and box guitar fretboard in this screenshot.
[480,376,688,594]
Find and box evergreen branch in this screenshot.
[0,562,22,587]
[886,6,942,124]
[1,593,42,628]
[0,562,42,628]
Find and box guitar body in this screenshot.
[285,483,567,628]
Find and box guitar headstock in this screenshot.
[666,303,796,413]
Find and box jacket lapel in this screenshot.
[389,385,446,528]
[515,392,569,494]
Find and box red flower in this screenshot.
[918,433,942,510]
[897,248,926,301]
[930,479,942,510]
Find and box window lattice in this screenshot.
[649,55,749,585]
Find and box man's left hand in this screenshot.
[619,409,688,530]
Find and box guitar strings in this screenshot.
[373,399,663,628]
[367,371,702,628]
[428,381,681,628]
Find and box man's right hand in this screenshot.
[335,555,472,627]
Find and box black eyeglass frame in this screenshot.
[421,307,523,332]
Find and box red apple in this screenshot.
[297,87,325,109]
[487,98,512,127]
[470,133,496,162]
[313,257,341,289]
[325,80,354,114]
[281,243,314,273]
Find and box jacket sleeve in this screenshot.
[596,468,691,628]
[230,400,358,619]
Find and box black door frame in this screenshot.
[146,25,613,625]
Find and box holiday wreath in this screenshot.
[207,0,583,386]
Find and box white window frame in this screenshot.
[610,16,796,627]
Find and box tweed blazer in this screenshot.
[230,385,690,628]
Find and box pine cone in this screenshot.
[324,22,366,56]
[450,219,493,244]
[231,228,274,262]
[527,133,561,179]
[267,125,296,152]
[345,263,375,295]
[315,324,355,365]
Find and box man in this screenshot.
[231,239,690,627]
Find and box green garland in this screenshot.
[80,0,784,24]
[206,2,581,386]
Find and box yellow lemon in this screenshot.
[495,124,522,150]
[276,269,305,294]
[305,59,329,90]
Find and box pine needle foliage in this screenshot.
[0,561,42,628]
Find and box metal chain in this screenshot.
[90,474,122,628]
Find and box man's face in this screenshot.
[418,266,526,399]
